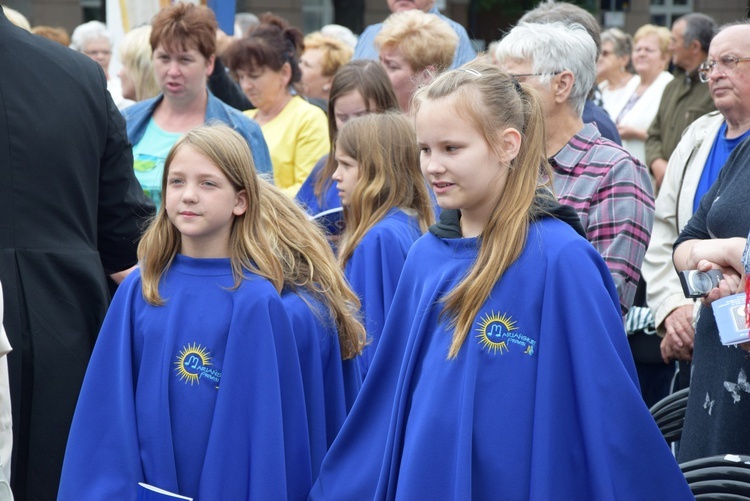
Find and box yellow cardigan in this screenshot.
[245,95,329,197]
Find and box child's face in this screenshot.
[333,90,371,131]
[416,96,510,237]
[331,145,360,207]
[164,145,248,258]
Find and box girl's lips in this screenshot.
[432,182,455,195]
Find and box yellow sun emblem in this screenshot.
[174,343,212,385]
[476,312,517,354]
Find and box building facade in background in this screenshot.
[3,0,747,65]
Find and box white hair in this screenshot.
[494,22,595,117]
[234,12,259,38]
[320,24,358,49]
[70,20,112,52]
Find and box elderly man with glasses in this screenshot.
[665,19,750,462]
[643,21,750,389]
[495,22,654,318]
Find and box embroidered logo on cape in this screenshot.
[476,311,536,356]
[174,343,222,386]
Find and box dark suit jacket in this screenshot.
[0,9,153,499]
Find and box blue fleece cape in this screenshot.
[344,209,423,378]
[311,218,692,499]
[59,255,311,500]
[281,289,361,481]
[295,160,441,221]
[295,156,341,217]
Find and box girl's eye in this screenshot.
[446,145,459,152]
[419,147,430,154]
[168,178,183,185]
[202,181,217,187]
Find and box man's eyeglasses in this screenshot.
[508,70,562,81]
[698,55,750,82]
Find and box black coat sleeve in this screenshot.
[97,90,155,273]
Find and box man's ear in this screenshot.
[553,70,575,105]
[688,39,703,57]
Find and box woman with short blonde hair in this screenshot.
[300,32,353,102]
[375,9,457,111]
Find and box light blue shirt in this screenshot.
[353,6,476,69]
[122,90,272,177]
[132,118,182,209]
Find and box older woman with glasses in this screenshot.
[70,21,113,77]
[597,28,637,119]
[71,20,131,108]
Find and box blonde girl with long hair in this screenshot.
[257,180,365,479]
[309,61,692,499]
[331,112,434,378]
[60,124,311,500]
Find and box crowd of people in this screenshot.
[2,0,750,498]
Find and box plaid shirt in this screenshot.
[550,123,655,314]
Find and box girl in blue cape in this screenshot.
[257,181,366,480]
[331,112,435,378]
[59,125,311,500]
[310,62,692,499]
[295,60,400,217]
